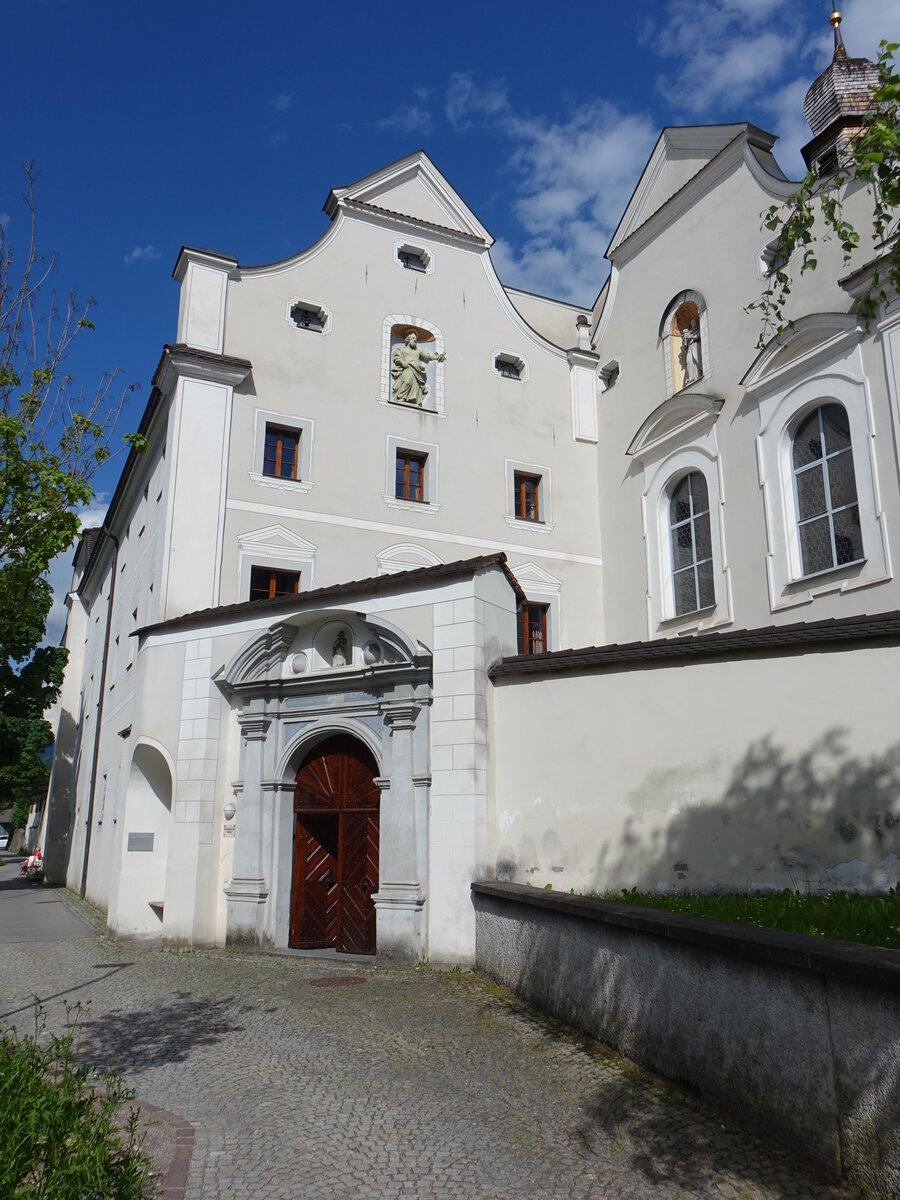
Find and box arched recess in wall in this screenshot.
[659,290,708,397]
[376,543,444,576]
[381,314,446,413]
[117,740,174,936]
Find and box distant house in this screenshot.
[42,21,900,960]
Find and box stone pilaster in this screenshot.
[372,703,426,962]
[224,712,271,945]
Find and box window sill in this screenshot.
[668,369,712,400]
[504,516,555,534]
[382,495,441,515]
[377,398,446,419]
[655,605,731,638]
[790,558,865,586]
[249,471,315,494]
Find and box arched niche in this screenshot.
[312,619,355,671]
[660,290,707,396]
[117,741,174,936]
[381,314,446,413]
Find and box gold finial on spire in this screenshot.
[830,2,848,61]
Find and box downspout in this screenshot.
[80,530,120,898]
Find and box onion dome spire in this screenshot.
[801,5,878,173]
[830,4,848,62]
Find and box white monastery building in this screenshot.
[43,22,900,961]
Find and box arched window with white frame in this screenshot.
[791,403,863,577]
[669,472,715,615]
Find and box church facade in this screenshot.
[42,29,900,960]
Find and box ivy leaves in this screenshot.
[749,42,900,345]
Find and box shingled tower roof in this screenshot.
[801,6,879,173]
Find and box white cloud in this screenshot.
[437,73,657,300]
[123,244,160,267]
[445,72,509,129]
[377,103,433,134]
[437,4,899,301]
[271,92,294,113]
[839,0,900,61]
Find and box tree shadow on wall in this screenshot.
[591,728,900,895]
[78,992,250,1076]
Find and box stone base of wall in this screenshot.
[472,882,900,1198]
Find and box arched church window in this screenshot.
[669,472,714,616]
[661,291,706,396]
[791,403,862,576]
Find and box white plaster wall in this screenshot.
[53,433,170,912]
[216,207,603,648]
[489,644,900,896]
[428,570,518,961]
[504,287,588,348]
[595,156,900,643]
[115,742,174,936]
[162,377,231,617]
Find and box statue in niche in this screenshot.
[391,331,446,407]
[331,630,349,668]
[681,320,703,386]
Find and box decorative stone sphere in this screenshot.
[363,642,382,665]
[291,652,308,674]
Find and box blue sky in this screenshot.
[3,0,896,639]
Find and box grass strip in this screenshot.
[593,888,900,950]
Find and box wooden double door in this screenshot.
[289,735,379,955]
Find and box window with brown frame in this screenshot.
[263,425,300,480]
[249,566,300,602]
[395,449,427,502]
[513,471,541,522]
[517,603,548,655]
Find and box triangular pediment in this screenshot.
[237,525,317,557]
[510,561,561,592]
[324,151,492,244]
[609,125,777,258]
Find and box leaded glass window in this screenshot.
[792,404,862,576]
[669,472,715,616]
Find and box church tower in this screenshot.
[801,6,879,176]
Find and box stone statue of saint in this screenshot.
[331,630,348,668]
[681,320,702,385]
[391,331,446,407]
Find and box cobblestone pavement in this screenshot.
[0,892,857,1200]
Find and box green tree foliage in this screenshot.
[751,42,900,345]
[0,165,143,809]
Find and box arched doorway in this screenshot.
[289,734,379,954]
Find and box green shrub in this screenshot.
[596,888,900,950]
[0,1003,151,1199]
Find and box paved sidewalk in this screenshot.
[0,886,855,1199]
[0,859,96,944]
